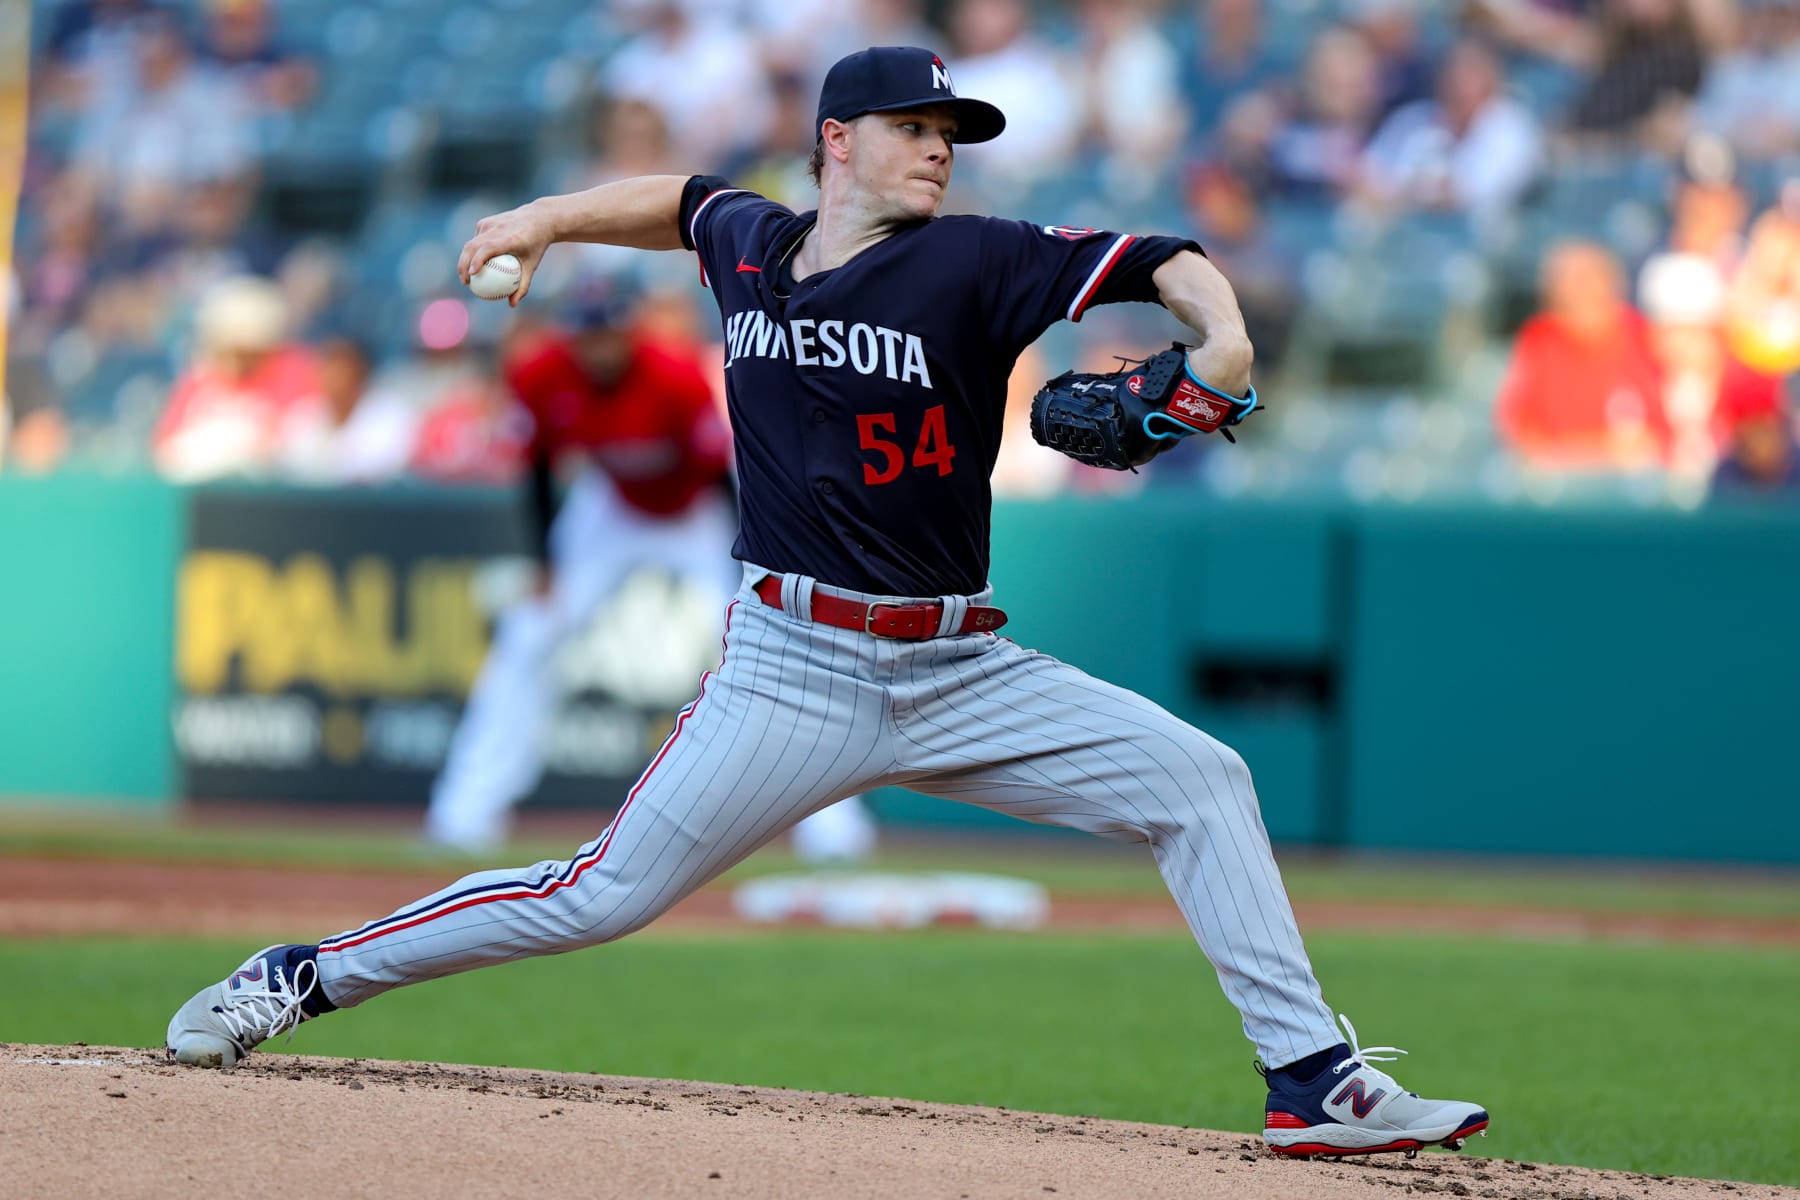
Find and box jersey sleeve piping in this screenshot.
[1067,234,1136,323]
[688,187,749,286]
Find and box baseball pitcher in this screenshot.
[169,46,1487,1160]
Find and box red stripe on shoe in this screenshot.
[1267,1139,1424,1157]
[1264,1112,1310,1130]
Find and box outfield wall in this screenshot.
[2,475,1796,864]
[990,498,1800,864]
[0,475,182,805]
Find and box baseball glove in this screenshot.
[1028,343,1260,471]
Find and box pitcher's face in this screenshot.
[849,107,958,222]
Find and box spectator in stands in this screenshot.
[1071,0,1187,178]
[153,275,322,481]
[0,313,53,466]
[197,0,315,118]
[747,0,936,90]
[406,300,523,484]
[61,261,161,361]
[1653,136,1749,277]
[69,10,256,238]
[1638,250,1748,482]
[1631,150,1796,484]
[730,70,820,211]
[601,1,775,171]
[1628,142,1746,451]
[1692,0,1800,159]
[1468,0,1730,153]
[566,96,685,280]
[1184,162,1300,369]
[744,0,862,84]
[411,391,526,484]
[75,172,283,361]
[275,239,352,346]
[1495,240,1669,470]
[1344,0,1437,121]
[1466,0,1736,63]
[1240,25,1384,203]
[1725,186,1800,378]
[843,0,940,75]
[947,0,1082,188]
[35,0,162,116]
[275,335,420,485]
[157,175,286,306]
[570,96,682,193]
[1356,38,1544,226]
[1179,0,1296,143]
[1711,387,1800,494]
[1567,0,1710,152]
[2,380,71,476]
[10,175,101,358]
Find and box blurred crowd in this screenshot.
[5,0,1800,505]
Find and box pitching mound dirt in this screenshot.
[4,1045,1789,1200]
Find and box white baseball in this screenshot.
[468,253,522,301]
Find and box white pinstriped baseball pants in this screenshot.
[317,565,1342,1068]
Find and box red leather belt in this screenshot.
[754,575,1008,639]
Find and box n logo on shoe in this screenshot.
[228,960,266,990]
[1330,1077,1387,1119]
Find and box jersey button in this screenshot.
[812,409,826,424]
[819,480,836,495]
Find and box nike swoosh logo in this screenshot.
[737,258,761,273]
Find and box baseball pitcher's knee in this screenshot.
[1200,738,1263,820]
[567,889,685,945]
[545,855,693,945]
[1205,737,1255,795]
[1145,735,1263,842]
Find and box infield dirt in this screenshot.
[4,854,1798,945]
[5,1044,1792,1200]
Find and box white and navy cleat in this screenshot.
[1260,1014,1489,1158]
[166,944,322,1069]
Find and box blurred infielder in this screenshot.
[423,287,877,862]
[170,46,1487,1159]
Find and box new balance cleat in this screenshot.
[166,944,321,1069]
[1262,1014,1489,1158]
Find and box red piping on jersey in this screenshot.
[1068,234,1135,323]
[320,601,739,954]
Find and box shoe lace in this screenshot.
[214,958,318,1047]
[1330,1013,1407,1080]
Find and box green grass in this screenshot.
[5,812,1798,919]
[4,931,1797,1187]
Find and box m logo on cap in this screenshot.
[931,56,953,91]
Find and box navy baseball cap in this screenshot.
[565,277,639,331]
[815,47,1006,144]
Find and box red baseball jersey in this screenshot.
[505,331,731,516]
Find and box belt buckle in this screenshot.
[863,599,919,639]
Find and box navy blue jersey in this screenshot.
[679,175,1200,596]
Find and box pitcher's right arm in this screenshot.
[457,175,690,306]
